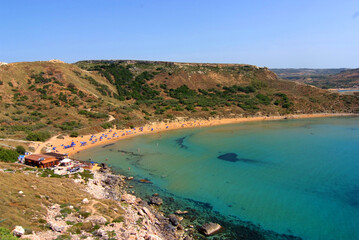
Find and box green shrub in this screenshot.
[112,216,124,223]
[70,132,79,138]
[101,122,113,129]
[16,145,26,154]
[56,234,72,240]
[256,93,271,105]
[78,110,108,119]
[26,131,51,142]
[0,147,19,162]
[56,121,82,131]
[0,227,18,240]
[78,211,91,219]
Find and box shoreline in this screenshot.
[31,113,356,157]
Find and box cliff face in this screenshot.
[0,60,358,140]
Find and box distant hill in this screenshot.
[328,68,359,88]
[271,68,359,89]
[0,60,358,140]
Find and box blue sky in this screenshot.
[0,0,358,68]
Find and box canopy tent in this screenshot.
[60,158,72,163]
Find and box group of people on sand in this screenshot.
[41,119,226,156]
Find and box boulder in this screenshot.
[103,175,119,185]
[95,229,109,240]
[142,207,155,222]
[87,215,107,225]
[149,196,163,206]
[81,221,93,232]
[48,221,66,232]
[145,234,163,240]
[200,222,222,236]
[12,226,25,237]
[175,210,188,215]
[121,193,137,204]
[82,198,89,204]
[168,214,179,226]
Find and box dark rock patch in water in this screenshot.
[175,136,189,149]
[345,186,359,207]
[218,153,257,163]
[102,143,115,148]
[117,149,143,157]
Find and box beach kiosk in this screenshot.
[24,154,59,168]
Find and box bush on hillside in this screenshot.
[0,147,19,162]
[101,122,113,129]
[16,145,26,154]
[26,131,51,142]
[70,132,79,138]
[0,227,19,240]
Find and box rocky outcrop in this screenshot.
[121,193,137,204]
[48,221,67,232]
[12,226,24,237]
[145,234,163,240]
[86,215,107,225]
[149,196,163,206]
[168,214,179,226]
[200,222,222,235]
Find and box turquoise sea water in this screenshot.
[75,117,359,240]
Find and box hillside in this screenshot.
[0,60,358,142]
[271,68,359,89]
[327,68,359,88]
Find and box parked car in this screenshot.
[68,167,80,173]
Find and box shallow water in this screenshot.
[75,117,359,240]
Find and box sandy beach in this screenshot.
[31,113,355,157]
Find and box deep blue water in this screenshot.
[75,117,359,240]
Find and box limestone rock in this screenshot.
[12,226,25,237]
[142,207,155,222]
[168,214,179,226]
[87,215,107,225]
[145,234,163,240]
[175,210,188,215]
[121,193,137,204]
[95,229,109,239]
[48,221,66,232]
[200,222,222,236]
[149,196,163,206]
[103,175,119,185]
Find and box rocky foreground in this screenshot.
[9,164,220,240]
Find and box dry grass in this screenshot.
[0,162,124,233]
[0,162,90,231]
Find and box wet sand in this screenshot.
[31,113,355,157]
